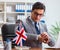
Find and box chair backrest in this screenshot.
[1,24,16,41]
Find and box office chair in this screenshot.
[1,24,16,48]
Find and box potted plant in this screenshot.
[49,22,60,41]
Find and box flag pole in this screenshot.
[20,40,22,50]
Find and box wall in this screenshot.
[40,0,60,30]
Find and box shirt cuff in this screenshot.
[36,35,40,40]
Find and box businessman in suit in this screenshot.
[22,2,55,48]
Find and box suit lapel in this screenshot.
[26,17,37,34]
[39,22,44,34]
[26,17,44,34]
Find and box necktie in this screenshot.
[35,22,40,34]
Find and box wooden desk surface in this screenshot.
[0,47,42,50]
[1,48,60,50]
[12,48,60,50]
[45,48,60,50]
[29,48,42,50]
[12,48,42,50]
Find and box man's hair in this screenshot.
[32,2,45,12]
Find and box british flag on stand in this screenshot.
[13,23,27,47]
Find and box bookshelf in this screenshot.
[0,1,33,34]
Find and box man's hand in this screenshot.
[38,32,51,44]
[41,32,51,43]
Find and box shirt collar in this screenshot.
[29,16,39,25]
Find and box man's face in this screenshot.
[31,9,44,22]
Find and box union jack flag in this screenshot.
[13,24,27,47]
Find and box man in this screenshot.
[23,2,55,48]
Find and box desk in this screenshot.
[12,48,60,50]
[45,48,60,50]
[29,48,42,50]
[12,48,42,50]
[1,48,60,50]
